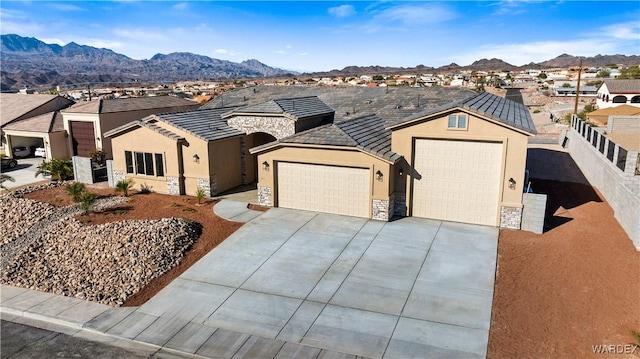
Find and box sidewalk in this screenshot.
[1,284,367,359]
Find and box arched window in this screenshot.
[631,96,640,103]
[612,95,627,103]
[606,95,609,102]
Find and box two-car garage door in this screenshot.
[277,162,370,218]
[412,139,503,226]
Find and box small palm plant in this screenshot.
[79,191,97,214]
[65,182,86,202]
[115,178,135,197]
[195,187,207,204]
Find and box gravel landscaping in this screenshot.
[0,183,226,306]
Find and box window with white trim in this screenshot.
[126,151,164,176]
[448,114,467,129]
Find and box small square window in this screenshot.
[448,114,467,129]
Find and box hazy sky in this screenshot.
[1,1,638,72]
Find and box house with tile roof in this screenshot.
[252,91,536,227]
[106,87,536,229]
[587,104,640,126]
[0,93,75,159]
[61,96,200,158]
[596,79,640,109]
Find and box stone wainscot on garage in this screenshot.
[252,92,537,228]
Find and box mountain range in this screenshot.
[1,34,639,92]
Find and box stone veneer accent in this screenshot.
[112,170,125,187]
[258,186,272,207]
[197,177,218,197]
[166,176,180,195]
[394,193,407,217]
[500,206,522,230]
[372,198,393,221]
[227,116,295,140]
[240,138,247,185]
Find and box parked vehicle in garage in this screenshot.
[34,147,46,158]
[12,146,31,158]
[1,157,18,169]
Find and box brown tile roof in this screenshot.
[601,79,640,94]
[588,104,640,116]
[63,96,199,114]
[2,111,63,133]
[0,94,74,126]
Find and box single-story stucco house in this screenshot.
[106,88,536,228]
[252,91,536,227]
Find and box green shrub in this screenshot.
[533,109,541,114]
[195,187,207,204]
[79,191,97,214]
[36,158,73,182]
[115,178,135,197]
[139,182,153,194]
[65,182,86,202]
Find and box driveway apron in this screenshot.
[127,207,499,358]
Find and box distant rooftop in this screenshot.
[202,86,478,123]
[63,96,199,114]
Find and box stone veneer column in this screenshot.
[112,170,125,187]
[372,198,392,221]
[166,176,180,195]
[240,138,247,185]
[258,186,272,207]
[500,206,522,230]
[394,193,407,217]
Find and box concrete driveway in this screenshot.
[1,157,49,190]
[119,207,498,358]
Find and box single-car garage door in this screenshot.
[412,139,502,226]
[70,121,96,157]
[277,162,370,218]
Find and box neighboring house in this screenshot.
[252,92,537,228]
[61,96,200,158]
[596,79,640,109]
[587,104,640,126]
[0,93,75,158]
[2,112,68,160]
[553,85,598,97]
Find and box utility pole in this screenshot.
[87,84,92,101]
[573,58,583,114]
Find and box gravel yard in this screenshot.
[1,183,242,306]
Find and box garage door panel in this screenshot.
[278,162,370,218]
[412,139,502,226]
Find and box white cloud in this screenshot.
[214,48,240,56]
[603,21,640,40]
[329,4,356,18]
[172,2,188,11]
[275,50,287,55]
[113,28,167,42]
[48,3,85,12]
[375,4,456,25]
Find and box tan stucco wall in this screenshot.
[49,132,69,159]
[209,137,243,194]
[110,126,182,193]
[391,111,530,210]
[256,146,394,208]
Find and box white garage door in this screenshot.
[412,139,502,226]
[277,162,370,218]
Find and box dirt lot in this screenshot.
[488,179,640,358]
[23,184,243,306]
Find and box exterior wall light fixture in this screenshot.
[193,154,199,163]
[262,161,270,170]
[376,170,383,181]
[508,177,516,189]
[398,168,404,176]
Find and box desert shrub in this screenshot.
[79,191,97,214]
[65,182,86,202]
[115,178,135,197]
[36,158,73,181]
[195,187,207,204]
[139,183,153,194]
